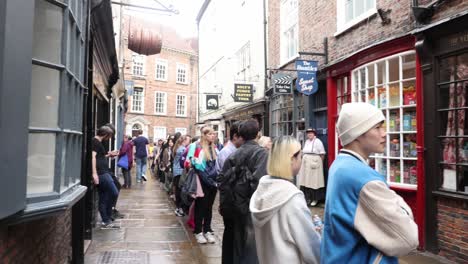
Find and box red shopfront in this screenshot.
[326,35,426,248]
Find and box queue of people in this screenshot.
[92,101,418,263]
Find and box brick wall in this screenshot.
[0,210,72,264]
[268,0,468,70]
[436,197,468,263]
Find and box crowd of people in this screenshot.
[91,102,419,263]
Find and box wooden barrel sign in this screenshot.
[128,19,162,55]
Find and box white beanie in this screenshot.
[336,102,385,146]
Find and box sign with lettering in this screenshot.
[206,95,219,110]
[272,73,292,94]
[234,84,253,103]
[296,60,318,95]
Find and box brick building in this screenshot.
[123,16,198,140]
[267,0,468,262]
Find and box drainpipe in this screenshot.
[263,0,269,136]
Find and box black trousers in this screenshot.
[194,180,217,234]
[173,175,182,208]
[122,168,131,188]
[222,217,234,264]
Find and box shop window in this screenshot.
[437,52,468,194]
[155,91,167,115]
[132,54,145,76]
[280,0,298,64]
[336,0,376,34]
[155,59,168,81]
[132,123,142,137]
[28,0,86,196]
[131,87,144,113]
[271,94,294,138]
[350,51,418,189]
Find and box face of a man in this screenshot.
[356,122,387,155]
[232,134,244,148]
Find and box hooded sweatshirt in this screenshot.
[249,176,321,264]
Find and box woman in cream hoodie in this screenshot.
[249,136,321,264]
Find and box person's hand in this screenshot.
[93,173,99,185]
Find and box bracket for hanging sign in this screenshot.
[298,37,328,65]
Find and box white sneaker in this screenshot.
[195,232,207,244]
[142,175,147,181]
[204,232,216,244]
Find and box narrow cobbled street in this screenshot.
[84,173,223,264]
[83,173,451,264]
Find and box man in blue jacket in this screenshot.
[321,102,418,264]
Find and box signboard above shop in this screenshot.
[234,84,253,103]
[273,73,292,94]
[296,60,318,95]
[206,94,219,110]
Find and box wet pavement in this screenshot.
[84,172,452,264]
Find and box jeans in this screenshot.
[194,180,217,234]
[98,172,119,224]
[173,175,181,208]
[122,168,131,188]
[135,157,147,181]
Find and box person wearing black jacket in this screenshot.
[217,119,268,264]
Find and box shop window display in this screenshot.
[438,52,468,194]
[352,51,418,188]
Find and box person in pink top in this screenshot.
[119,135,134,188]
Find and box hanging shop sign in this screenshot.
[206,95,219,110]
[296,60,318,95]
[234,84,253,103]
[273,73,292,94]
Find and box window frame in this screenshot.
[335,0,377,36]
[153,126,167,141]
[280,0,298,64]
[132,53,145,77]
[154,91,167,115]
[270,93,294,138]
[155,58,168,81]
[349,50,418,190]
[130,87,144,113]
[176,94,187,117]
[436,51,468,195]
[176,63,188,84]
[175,127,187,135]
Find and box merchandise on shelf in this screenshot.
[378,87,386,108]
[410,166,417,185]
[403,134,417,158]
[389,111,400,132]
[403,85,416,105]
[390,162,401,183]
[403,111,416,131]
[389,85,399,106]
[390,138,400,157]
[369,90,376,106]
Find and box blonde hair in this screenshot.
[267,136,301,180]
[200,127,217,161]
[258,136,271,148]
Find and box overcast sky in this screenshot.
[125,0,205,38]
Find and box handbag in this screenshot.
[117,154,129,170]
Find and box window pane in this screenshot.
[355,0,365,17]
[388,83,400,107]
[441,138,457,164]
[27,133,56,194]
[30,65,60,128]
[459,138,468,164]
[438,84,450,109]
[440,111,457,136]
[345,0,353,23]
[377,61,386,84]
[440,165,456,191]
[366,0,375,9]
[402,53,416,79]
[367,65,375,87]
[403,160,417,185]
[388,57,399,82]
[33,0,63,64]
[439,57,455,83]
[458,166,468,192]
[402,81,416,106]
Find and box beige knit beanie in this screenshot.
[336,102,385,146]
